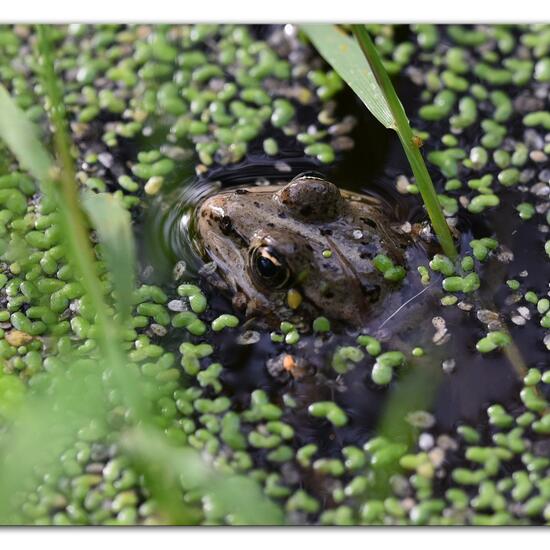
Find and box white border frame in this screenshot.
[1,0,550,23]
[1,6,549,548]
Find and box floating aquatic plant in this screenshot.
[0,23,549,526]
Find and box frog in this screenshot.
[193,173,420,328]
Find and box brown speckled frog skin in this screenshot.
[193,174,411,327]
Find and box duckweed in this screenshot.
[371,363,393,385]
[427,148,465,178]
[0,22,549,528]
[177,284,207,314]
[442,273,480,294]
[284,330,300,345]
[331,346,364,374]
[371,351,405,386]
[172,312,207,336]
[263,138,278,156]
[373,254,406,282]
[468,194,500,213]
[296,444,318,468]
[417,266,430,285]
[376,351,405,369]
[476,331,512,353]
[312,316,330,333]
[450,96,477,128]
[461,256,474,272]
[523,111,550,130]
[516,202,535,220]
[286,490,319,514]
[211,314,239,332]
[470,238,498,261]
[308,401,348,428]
[429,254,455,276]
[497,168,520,187]
[356,334,381,356]
[419,90,456,120]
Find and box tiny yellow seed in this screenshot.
[144,176,164,195]
[287,288,302,310]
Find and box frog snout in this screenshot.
[275,175,343,221]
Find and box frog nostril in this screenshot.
[299,205,313,217]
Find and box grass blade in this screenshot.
[304,24,458,259]
[0,361,108,522]
[82,190,136,323]
[123,428,285,525]
[351,25,457,259]
[303,24,395,129]
[33,24,146,420]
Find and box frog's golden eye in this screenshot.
[250,246,290,289]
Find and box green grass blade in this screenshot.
[304,24,457,259]
[0,85,52,180]
[33,24,147,421]
[303,25,395,129]
[350,25,457,259]
[123,428,285,525]
[82,190,136,323]
[0,361,108,522]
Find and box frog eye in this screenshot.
[250,246,290,289]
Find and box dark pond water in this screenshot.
[128,27,547,467]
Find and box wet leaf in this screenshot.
[303,24,395,129]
